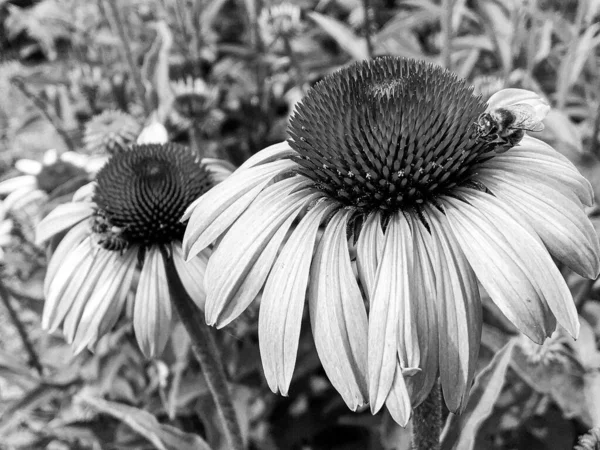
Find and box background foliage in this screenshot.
[0,0,600,449]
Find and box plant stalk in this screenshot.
[441,0,453,69]
[0,279,43,375]
[412,380,441,450]
[104,0,151,115]
[163,251,244,450]
[362,0,374,58]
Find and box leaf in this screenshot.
[0,384,63,436]
[440,339,516,450]
[308,11,368,60]
[473,0,513,74]
[79,394,212,450]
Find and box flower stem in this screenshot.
[0,279,43,376]
[362,0,374,59]
[440,0,453,69]
[162,251,245,450]
[103,0,150,115]
[412,381,441,450]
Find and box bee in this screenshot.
[91,212,129,253]
[473,103,545,152]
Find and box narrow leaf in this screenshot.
[308,11,368,60]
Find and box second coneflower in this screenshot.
[36,143,230,357]
[182,57,600,425]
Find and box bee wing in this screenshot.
[506,104,545,132]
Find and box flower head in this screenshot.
[83,110,141,155]
[258,2,303,46]
[36,143,231,358]
[0,149,100,217]
[182,58,599,425]
[169,77,221,132]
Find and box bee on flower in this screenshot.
[36,143,233,358]
[182,57,600,425]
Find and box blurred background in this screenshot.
[0,0,600,448]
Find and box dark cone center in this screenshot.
[288,57,500,212]
[92,144,213,248]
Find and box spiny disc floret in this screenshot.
[288,57,500,212]
[93,144,213,248]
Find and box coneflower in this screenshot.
[183,57,599,425]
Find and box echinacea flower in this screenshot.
[169,77,222,134]
[83,110,141,155]
[258,2,303,47]
[0,149,102,217]
[183,57,599,425]
[36,143,231,357]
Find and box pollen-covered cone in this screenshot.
[36,143,233,358]
[182,57,600,425]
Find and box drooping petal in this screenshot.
[44,221,90,297]
[3,186,40,211]
[205,177,319,327]
[172,243,209,310]
[43,236,95,331]
[133,246,172,358]
[71,247,138,353]
[309,208,369,411]
[404,214,439,407]
[448,189,579,338]
[483,136,593,206]
[480,170,600,278]
[182,159,298,258]
[368,213,416,413]
[425,206,482,413]
[61,249,113,340]
[36,202,95,245]
[444,193,557,343]
[385,364,412,426]
[72,182,96,202]
[7,189,46,213]
[201,158,236,184]
[259,198,337,395]
[0,175,37,195]
[356,211,384,301]
[486,88,549,121]
[236,141,296,171]
[15,159,43,175]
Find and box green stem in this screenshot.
[362,0,374,59]
[282,36,307,93]
[441,0,453,69]
[0,279,43,375]
[104,0,150,115]
[412,381,441,450]
[162,251,244,450]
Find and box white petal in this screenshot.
[43,149,58,165]
[444,194,557,343]
[356,212,384,302]
[0,175,37,195]
[172,243,208,310]
[483,136,593,206]
[368,213,415,413]
[404,214,439,407]
[425,206,482,413]
[309,208,368,411]
[480,171,600,278]
[136,121,168,144]
[71,247,138,353]
[8,188,47,213]
[237,141,296,171]
[44,221,90,297]
[3,187,39,211]
[15,159,42,175]
[449,189,579,338]
[43,236,95,330]
[259,199,337,395]
[61,249,113,340]
[205,178,318,327]
[182,159,298,258]
[201,158,236,184]
[385,364,412,426]
[36,202,95,245]
[486,88,550,121]
[72,182,97,202]
[133,246,172,358]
